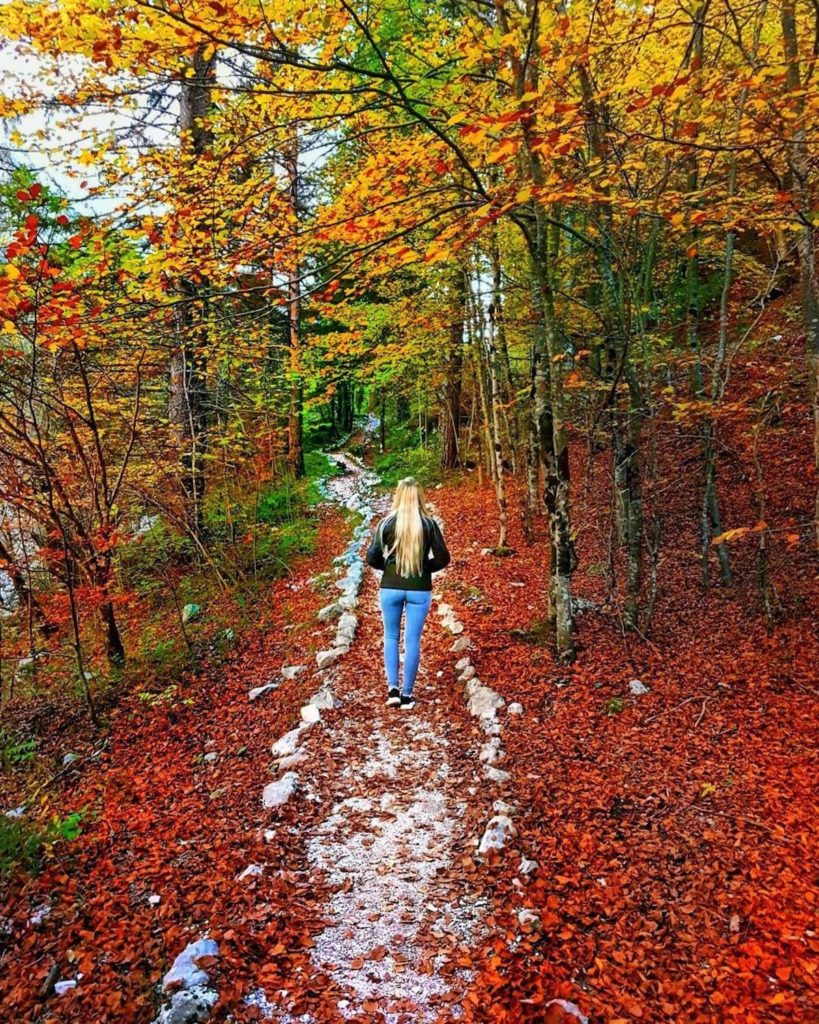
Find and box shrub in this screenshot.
[375,437,443,488]
[0,810,85,876]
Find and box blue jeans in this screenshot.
[379,588,432,696]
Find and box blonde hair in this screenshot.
[387,477,427,578]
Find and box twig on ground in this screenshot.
[645,694,710,723]
[693,696,712,728]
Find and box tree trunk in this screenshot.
[467,283,496,483]
[780,0,819,549]
[685,8,732,587]
[487,301,510,550]
[442,267,466,470]
[170,44,215,543]
[284,137,305,478]
[530,251,575,661]
[101,600,125,666]
[491,0,575,660]
[522,334,541,542]
[489,230,519,473]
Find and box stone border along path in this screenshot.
[153,440,541,1023]
[427,510,536,874]
[151,446,378,1024]
[263,449,383,810]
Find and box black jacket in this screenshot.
[366,514,451,591]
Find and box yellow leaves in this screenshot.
[424,241,450,265]
[3,264,21,281]
[486,138,518,164]
[514,187,533,205]
[711,522,767,546]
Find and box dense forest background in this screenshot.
[0,0,817,1021]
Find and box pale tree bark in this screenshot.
[487,299,510,551]
[442,267,466,470]
[467,277,495,483]
[489,228,519,472]
[522,323,542,542]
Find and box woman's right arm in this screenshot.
[427,519,451,572]
[366,520,386,570]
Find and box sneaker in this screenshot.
[386,688,401,707]
[400,694,416,710]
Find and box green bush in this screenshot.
[376,438,443,488]
[0,810,85,876]
[119,518,194,598]
[1,733,37,768]
[257,483,299,525]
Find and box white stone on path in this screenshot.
[300,704,321,724]
[335,612,358,644]
[270,726,307,759]
[237,864,264,882]
[629,679,651,696]
[478,814,515,855]
[248,682,278,702]
[316,648,343,670]
[519,857,539,876]
[459,664,476,682]
[318,602,343,622]
[262,772,299,809]
[544,999,589,1024]
[517,908,541,928]
[466,679,505,718]
[455,657,470,672]
[451,635,470,653]
[479,737,503,764]
[508,702,524,715]
[281,665,306,680]
[54,980,77,996]
[162,938,219,993]
[155,988,218,1024]
[275,751,307,770]
[484,765,511,783]
[308,685,337,710]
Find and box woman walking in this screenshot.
[366,477,451,709]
